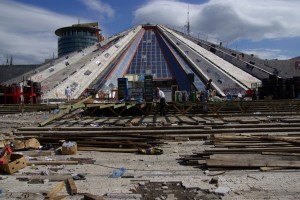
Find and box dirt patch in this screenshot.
[132,181,220,200]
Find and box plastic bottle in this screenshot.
[112,167,126,178]
[53,109,60,114]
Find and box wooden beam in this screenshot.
[52,196,67,200]
[39,108,71,127]
[114,103,125,109]
[67,177,77,195]
[85,103,103,108]
[40,96,92,127]
[135,105,145,114]
[172,104,182,113]
[206,154,300,168]
[118,107,126,115]
[126,103,135,109]
[59,104,71,109]
[260,167,286,171]
[100,104,114,109]
[27,161,78,165]
[78,147,138,153]
[44,181,65,199]
[108,107,119,116]
[71,96,93,108]
[84,193,104,200]
[182,105,193,114]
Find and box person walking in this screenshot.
[205,79,212,100]
[157,87,166,116]
[65,86,71,101]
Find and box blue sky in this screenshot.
[0,0,299,64]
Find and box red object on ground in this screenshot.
[245,89,253,97]
[0,145,13,164]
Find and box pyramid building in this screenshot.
[4,24,298,101]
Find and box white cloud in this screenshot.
[0,0,88,64]
[134,0,300,42]
[79,0,115,19]
[242,48,290,60]
[134,0,188,27]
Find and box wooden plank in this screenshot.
[27,161,78,165]
[114,103,125,109]
[78,147,138,153]
[108,107,119,116]
[239,119,260,124]
[99,104,114,109]
[126,103,135,109]
[22,150,52,157]
[213,135,300,145]
[254,136,300,145]
[213,142,291,147]
[15,129,213,136]
[79,119,96,125]
[84,103,103,108]
[261,152,300,156]
[207,154,300,168]
[39,108,71,127]
[29,174,71,182]
[67,177,77,195]
[281,118,300,123]
[204,146,300,153]
[84,193,104,200]
[260,167,287,171]
[53,196,67,200]
[40,96,92,127]
[44,181,65,199]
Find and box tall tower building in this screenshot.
[55,22,104,56]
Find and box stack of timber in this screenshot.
[76,100,300,116]
[14,125,211,153]
[14,126,165,153]
[179,133,300,171]
[0,104,57,114]
[14,112,300,153]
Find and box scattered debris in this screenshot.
[137,147,163,155]
[215,186,230,195]
[61,141,77,155]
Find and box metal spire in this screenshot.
[187,5,190,35]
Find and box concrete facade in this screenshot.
[0,65,40,84]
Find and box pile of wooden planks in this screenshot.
[14,126,164,153]
[179,133,300,171]
[0,104,57,114]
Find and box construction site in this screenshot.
[0,23,300,199]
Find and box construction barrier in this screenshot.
[0,81,41,104]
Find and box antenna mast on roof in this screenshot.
[187,5,190,36]
[10,55,13,66]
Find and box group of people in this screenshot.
[146,80,215,116]
[62,78,216,114]
[63,79,214,114]
[156,78,213,116]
